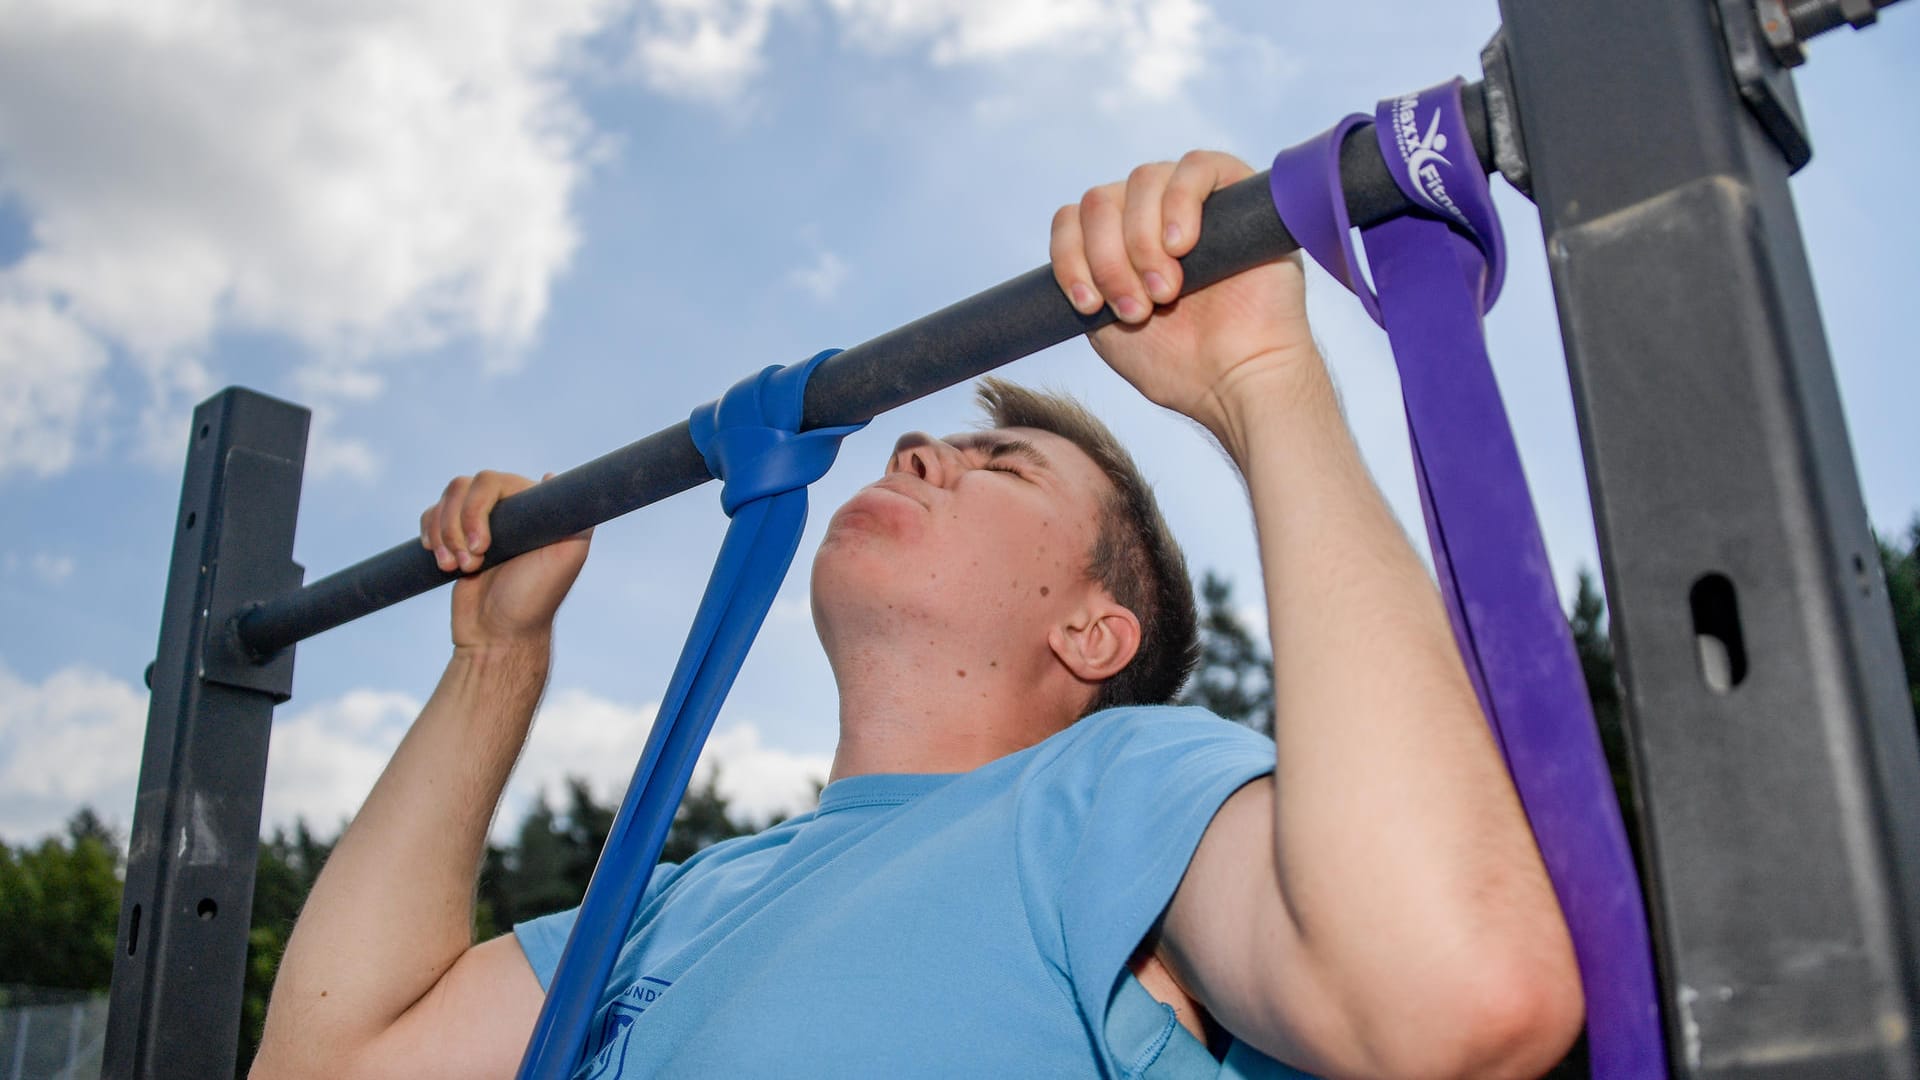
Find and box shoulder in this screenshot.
[1032,704,1273,779]
[1003,706,1278,1060]
[1006,704,1273,852]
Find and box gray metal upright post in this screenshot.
[1494,0,1920,1074]
[102,390,309,1079]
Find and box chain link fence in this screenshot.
[0,989,106,1080]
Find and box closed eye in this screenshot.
[952,434,1050,481]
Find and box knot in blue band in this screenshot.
[688,349,867,516]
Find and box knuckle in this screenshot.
[1127,161,1172,186]
[1124,214,1161,256]
[1086,252,1135,291]
[1081,185,1119,214]
[1051,204,1078,229]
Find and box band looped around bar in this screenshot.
[691,348,868,514]
[1270,79,1507,326]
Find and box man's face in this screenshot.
[811,425,1114,657]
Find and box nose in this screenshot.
[888,432,953,486]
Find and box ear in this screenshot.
[1047,595,1142,685]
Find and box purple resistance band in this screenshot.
[1269,80,1666,1078]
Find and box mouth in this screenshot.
[860,478,930,510]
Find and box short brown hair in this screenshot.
[975,378,1199,715]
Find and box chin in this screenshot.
[810,535,936,644]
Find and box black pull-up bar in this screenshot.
[232,86,1496,661]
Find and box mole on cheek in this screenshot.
[1039,585,1050,597]
[956,669,967,678]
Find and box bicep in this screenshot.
[358,934,547,1079]
[1156,777,1371,1078]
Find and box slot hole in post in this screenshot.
[1689,572,1749,693]
[127,904,141,955]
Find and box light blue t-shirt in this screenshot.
[515,706,1313,1078]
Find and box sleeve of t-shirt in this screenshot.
[1013,705,1276,1060]
[512,908,577,992]
[512,863,683,992]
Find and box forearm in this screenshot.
[1215,360,1569,1023]
[258,643,549,1069]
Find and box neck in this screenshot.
[824,631,1081,782]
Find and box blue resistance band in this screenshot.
[515,349,866,1080]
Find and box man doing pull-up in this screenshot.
[253,151,1583,1078]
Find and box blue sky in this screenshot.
[1,0,1914,845]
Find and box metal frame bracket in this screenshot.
[1720,0,1815,170]
[201,447,305,701]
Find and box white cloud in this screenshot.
[258,685,656,840]
[0,660,148,842]
[826,0,1206,93]
[631,0,1213,103]
[630,0,791,103]
[766,595,813,624]
[3,551,77,585]
[290,364,388,480]
[293,366,387,404]
[694,722,830,822]
[0,658,829,848]
[512,687,827,833]
[0,0,1230,481]
[302,415,384,482]
[0,296,110,477]
[0,0,623,478]
[32,552,75,585]
[262,688,422,834]
[788,249,849,302]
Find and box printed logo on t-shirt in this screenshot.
[582,975,672,1079]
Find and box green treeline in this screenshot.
[4,521,1918,1074]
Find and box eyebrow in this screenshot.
[953,434,1051,471]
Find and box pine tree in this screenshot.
[1567,569,1634,818]
[1178,572,1274,733]
[662,770,756,865]
[1879,517,1920,727]
[0,808,123,994]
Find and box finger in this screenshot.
[420,503,451,572]
[1050,205,1101,315]
[430,477,471,572]
[1122,161,1178,304]
[437,474,477,572]
[462,471,536,568]
[1081,182,1149,324]
[1161,150,1254,261]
